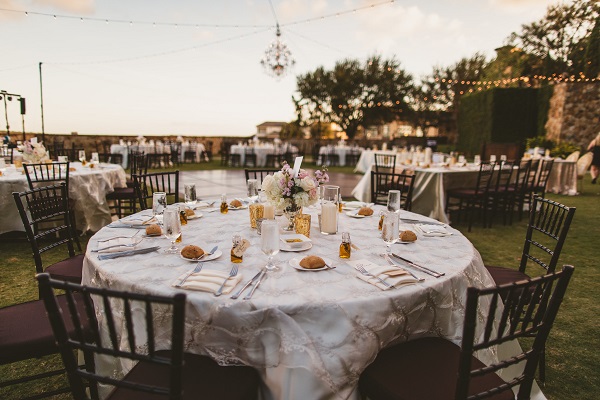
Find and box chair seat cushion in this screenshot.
[447,188,481,198]
[107,351,259,400]
[485,265,530,286]
[359,337,513,400]
[0,293,92,364]
[45,254,84,283]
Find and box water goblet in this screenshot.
[152,192,167,218]
[473,155,481,165]
[91,152,100,163]
[490,155,497,163]
[261,220,280,271]
[184,184,197,206]
[381,212,399,255]
[387,190,401,213]
[163,208,182,253]
[247,179,259,203]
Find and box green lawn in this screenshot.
[1,171,598,399]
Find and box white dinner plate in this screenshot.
[179,249,222,262]
[228,205,248,210]
[345,211,369,218]
[186,212,203,220]
[289,257,332,271]
[142,233,163,238]
[280,241,313,252]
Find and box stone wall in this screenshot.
[545,82,600,148]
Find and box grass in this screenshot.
[1,170,598,399]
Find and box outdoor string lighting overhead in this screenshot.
[260,23,295,79]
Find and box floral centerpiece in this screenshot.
[18,140,50,164]
[262,162,328,230]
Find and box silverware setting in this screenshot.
[243,269,267,300]
[355,265,394,288]
[214,264,239,296]
[175,262,204,288]
[391,253,444,278]
[188,245,219,261]
[97,246,160,260]
[381,253,424,282]
[400,218,444,226]
[98,231,140,242]
[92,238,144,252]
[230,270,262,299]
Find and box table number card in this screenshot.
[291,156,303,178]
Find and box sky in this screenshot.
[0,0,560,137]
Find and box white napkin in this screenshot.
[96,237,140,253]
[119,216,156,226]
[343,201,365,209]
[414,224,452,237]
[347,260,419,290]
[172,270,243,294]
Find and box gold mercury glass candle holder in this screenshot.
[249,203,265,229]
[294,214,311,238]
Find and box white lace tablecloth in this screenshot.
[546,159,577,195]
[352,164,480,224]
[82,204,510,399]
[0,162,127,234]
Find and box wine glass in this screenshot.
[247,179,259,203]
[78,150,86,163]
[261,220,280,271]
[152,192,167,221]
[387,190,401,213]
[381,212,399,255]
[184,184,197,206]
[163,208,181,253]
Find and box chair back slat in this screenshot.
[37,274,187,400]
[133,171,180,211]
[370,170,415,210]
[374,153,396,172]
[456,266,574,400]
[474,161,496,194]
[519,196,575,275]
[244,168,278,186]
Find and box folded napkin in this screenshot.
[347,260,419,290]
[172,270,243,294]
[414,224,452,237]
[193,201,213,209]
[96,237,141,253]
[344,201,365,209]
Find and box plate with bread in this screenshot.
[289,255,332,271]
[179,245,222,262]
[346,206,374,218]
[183,208,203,220]
[228,199,248,210]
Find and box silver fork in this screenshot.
[175,262,204,288]
[356,265,394,288]
[92,238,144,252]
[214,264,239,296]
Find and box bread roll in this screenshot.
[230,199,243,208]
[399,230,417,242]
[145,224,162,236]
[299,255,326,269]
[357,207,374,216]
[184,208,195,217]
[181,245,204,259]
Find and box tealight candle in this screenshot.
[264,204,275,220]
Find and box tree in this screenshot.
[508,0,600,76]
[294,56,413,139]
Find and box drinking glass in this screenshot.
[163,208,181,253]
[91,152,99,163]
[473,155,481,165]
[261,220,280,271]
[58,155,68,163]
[184,184,197,205]
[387,190,401,213]
[381,212,399,255]
[247,179,259,203]
[500,154,507,162]
[489,155,497,163]
[152,192,167,217]
[78,150,86,163]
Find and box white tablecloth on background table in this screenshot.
[352,164,481,224]
[546,159,577,195]
[82,204,544,400]
[354,149,398,173]
[230,145,298,167]
[318,146,363,167]
[0,162,127,234]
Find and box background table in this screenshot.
[84,205,505,400]
[230,145,298,167]
[318,146,363,167]
[0,162,127,234]
[546,159,577,195]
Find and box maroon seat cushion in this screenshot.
[107,351,260,400]
[0,293,92,364]
[485,265,530,287]
[45,254,84,284]
[359,337,514,400]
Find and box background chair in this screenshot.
[183,142,197,163]
[486,160,516,227]
[370,171,415,211]
[134,171,180,211]
[243,147,257,167]
[446,161,495,232]
[13,183,83,289]
[373,153,396,173]
[37,273,260,400]
[244,168,278,186]
[1,145,13,164]
[359,265,574,400]
[97,153,124,165]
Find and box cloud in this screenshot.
[33,0,95,14]
[278,0,328,22]
[488,0,557,13]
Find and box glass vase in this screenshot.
[283,201,302,231]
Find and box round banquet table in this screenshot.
[83,204,530,400]
[0,162,127,234]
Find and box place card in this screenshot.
[291,156,303,178]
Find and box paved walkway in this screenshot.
[179,169,363,200]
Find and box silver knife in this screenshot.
[230,270,262,299]
[391,253,444,277]
[243,269,266,300]
[400,218,443,226]
[98,246,160,260]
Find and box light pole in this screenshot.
[39,62,45,143]
[0,91,27,142]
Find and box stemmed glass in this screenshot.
[247,179,259,203]
[261,220,280,271]
[381,212,399,255]
[163,208,182,253]
[387,190,401,213]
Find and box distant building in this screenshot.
[256,121,287,138]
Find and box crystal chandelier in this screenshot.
[260,24,295,78]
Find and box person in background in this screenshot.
[3,133,11,146]
[587,132,600,184]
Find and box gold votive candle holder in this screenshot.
[249,203,264,229]
[294,214,312,238]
